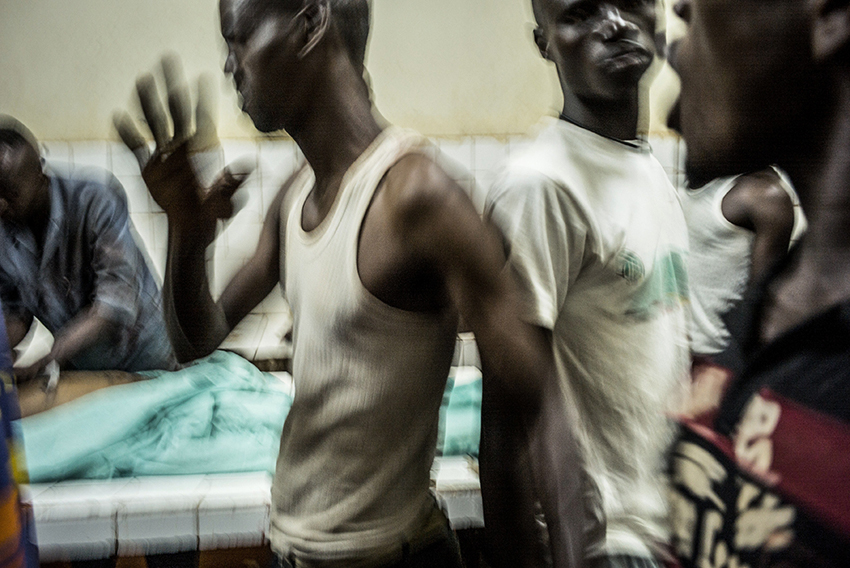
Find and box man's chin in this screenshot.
[243,109,283,134]
[252,121,279,134]
[684,154,770,189]
[683,163,717,190]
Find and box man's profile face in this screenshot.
[537,0,657,102]
[219,0,303,133]
[669,0,815,186]
[0,144,44,224]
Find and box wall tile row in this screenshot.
[29,134,686,361]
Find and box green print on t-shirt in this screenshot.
[623,249,689,321]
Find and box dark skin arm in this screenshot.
[687,168,795,417]
[161,161,290,361]
[15,307,120,382]
[4,310,33,350]
[481,326,584,568]
[721,168,795,281]
[115,57,286,362]
[380,155,584,568]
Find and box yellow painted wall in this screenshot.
[0,0,681,140]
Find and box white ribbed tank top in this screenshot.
[270,127,458,562]
[681,168,805,355]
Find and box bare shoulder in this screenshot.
[375,152,503,274]
[381,152,472,225]
[724,168,794,230]
[729,168,791,205]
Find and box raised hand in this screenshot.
[114,55,250,233]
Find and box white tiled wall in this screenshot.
[32,134,687,363]
[27,456,481,561]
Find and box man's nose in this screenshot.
[224,49,237,75]
[597,5,640,39]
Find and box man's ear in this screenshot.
[297,0,332,60]
[812,0,850,63]
[534,27,551,61]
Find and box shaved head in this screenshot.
[0,115,39,156]
[531,0,660,31]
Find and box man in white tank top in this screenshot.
[484,1,691,567]
[680,167,801,358]
[114,1,586,567]
[678,167,805,418]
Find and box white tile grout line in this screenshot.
[27,459,481,556]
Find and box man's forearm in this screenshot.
[481,380,586,568]
[525,378,586,568]
[164,222,231,362]
[49,308,118,366]
[480,383,545,568]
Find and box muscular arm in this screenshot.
[722,168,795,281]
[387,156,584,568]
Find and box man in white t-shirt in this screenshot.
[482,1,690,567]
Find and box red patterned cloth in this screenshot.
[670,389,850,567]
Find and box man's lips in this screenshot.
[610,39,653,59]
[604,41,653,71]
[607,52,651,71]
[234,82,248,110]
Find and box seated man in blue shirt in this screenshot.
[0,115,177,381]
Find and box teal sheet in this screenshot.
[22,351,292,482]
[21,352,482,483]
[439,366,482,457]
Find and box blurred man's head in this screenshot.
[531,0,658,103]
[219,0,370,132]
[0,117,47,224]
[669,0,848,187]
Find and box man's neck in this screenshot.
[287,61,384,230]
[560,90,640,141]
[289,62,383,196]
[761,78,850,339]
